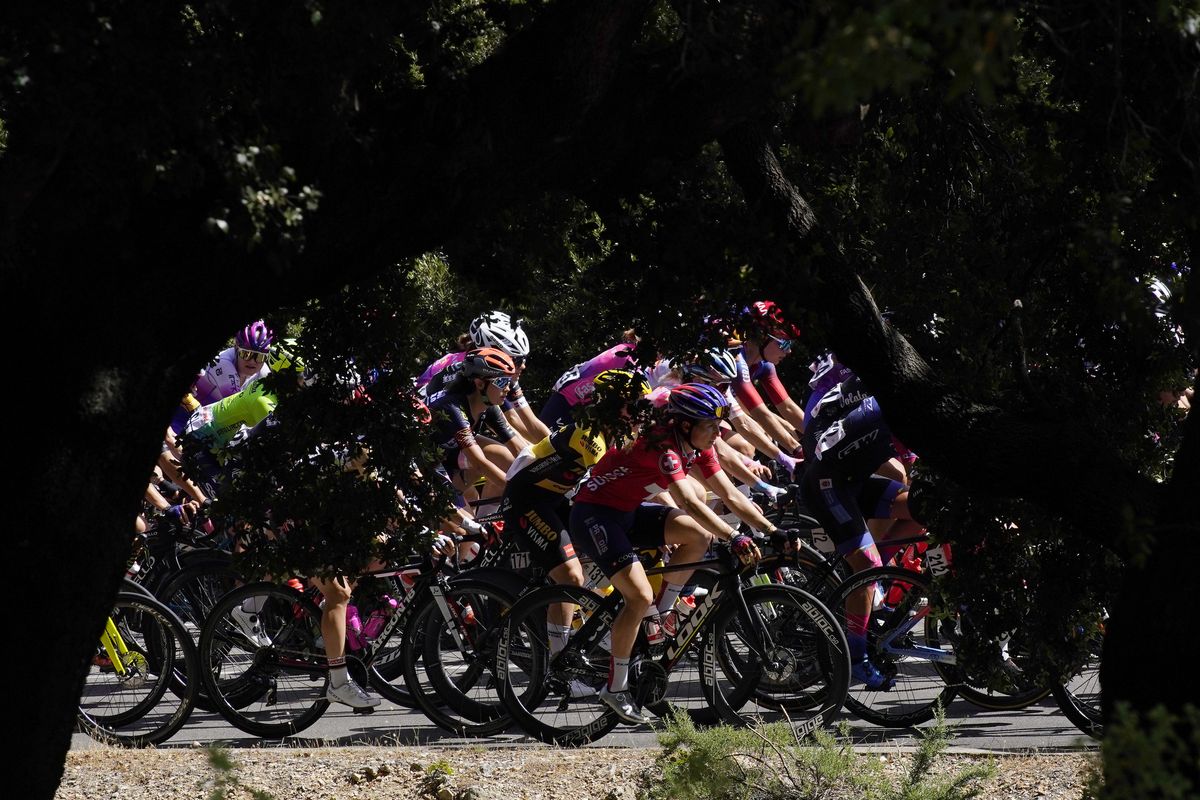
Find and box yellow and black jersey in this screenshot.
[509,424,608,496]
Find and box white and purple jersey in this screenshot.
[805,352,856,419]
[193,347,267,407]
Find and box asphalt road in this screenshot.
[72,691,1097,753]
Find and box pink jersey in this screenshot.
[550,343,636,407]
[416,351,466,388]
[573,428,722,512]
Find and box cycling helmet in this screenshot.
[461,347,517,380]
[235,320,274,353]
[469,311,531,358]
[682,348,739,385]
[592,369,651,404]
[747,300,801,340]
[668,383,731,420]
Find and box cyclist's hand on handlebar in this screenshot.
[730,534,762,566]
[430,533,456,558]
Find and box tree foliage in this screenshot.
[3,1,1199,797]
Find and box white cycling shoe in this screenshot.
[326,678,381,712]
[599,688,651,725]
[230,605,272,648]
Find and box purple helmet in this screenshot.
[668,383,731,420]
[235,320,274,353]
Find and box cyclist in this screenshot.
[723,301,807,458]
[180,340,306,499]
[800,372,922,689]
[648,349,789,502]
[418,312,549,442]
[467,311,550,442]
[421,347,530,514]
[539,331,640,429]
[193,320,275,406]
[568,383,779,724]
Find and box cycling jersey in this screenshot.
[729,346,790,412]
[184,375,277,458]
[539,343,637,428]
[572,426,722,512]
[805,352,856,419]
[415,351,466,389]
[421,360,518,472]
[193,347,268,406]
[500,423,607,574]
[507,424,608,496]
[799,379,902,555]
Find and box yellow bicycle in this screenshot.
[76,585,199,747]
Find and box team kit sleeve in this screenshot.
[753,361,791,406]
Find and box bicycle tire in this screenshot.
[76,591,199,747]
[155,558,245,712]
[1051,626,1104,739]
[701,583,850,735]
[198,582,330,738]
[397,578,517,736]
[830,567,958,727]
[495,584,620,745]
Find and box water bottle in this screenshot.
[643,612,665,646]
[345,604,365,651]
[362,595,400,641]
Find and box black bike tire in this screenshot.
[831,567,958,727]
[76,591,199,747]
[496,583,620,746]
[397,579,516,736]
[701,583,850,733]
[1051,627,1104,739]
[155,558,246,712]
[198,582,330,738]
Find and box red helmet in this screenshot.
[747,300,801,340]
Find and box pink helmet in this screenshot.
[235,320,274,353]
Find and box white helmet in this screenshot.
[682,347,739,384]
[469,311,530,358]
[1147,277,1171,318]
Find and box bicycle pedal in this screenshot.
[352,706,376,715]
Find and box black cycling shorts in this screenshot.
[569,501,674,577]
[500,491,578,574]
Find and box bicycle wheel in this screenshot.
[950,630,1054,711]
[198,582,330,738]
[642,570,725,727]
[1052,624,1104,739]
[495,584,619,745]
[77,592,199,747]
[155,558,243,712]
[396,578,517,736]
[702,583,850,735]
[831,567,958,727]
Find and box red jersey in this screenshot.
[573,428,722,512]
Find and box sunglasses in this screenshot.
[490,376,512,389]
[237,348,268,364]
[713,404,730,420]
[767,335,793,353]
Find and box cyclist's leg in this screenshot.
[801,467,891,689]
[309,575,379,710]
[569,501,653,724]
[654,505,714,615]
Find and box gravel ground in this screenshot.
[55,745,1096,800]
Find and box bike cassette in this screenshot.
[762,646,800,684]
